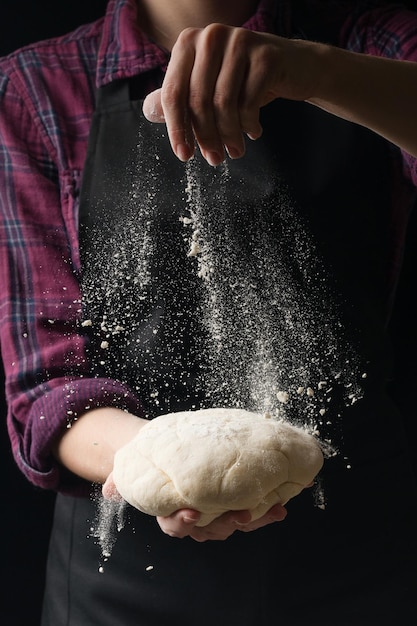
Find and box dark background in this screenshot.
[0,1,106,54]
[0,1,416,625]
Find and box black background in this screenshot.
[0,1,416,624]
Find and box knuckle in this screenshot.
[213,90,235,115]
[227,26,255,59]
[188,90,212,116]
[200,22,230,46]
[176,26,201,46]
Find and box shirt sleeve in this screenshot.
[341,4,417,187]
[0,65,143,495]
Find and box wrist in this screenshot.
[53,407,146,484]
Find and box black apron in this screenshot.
[42,75,417,626]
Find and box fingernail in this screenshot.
[205,151,224,167]
[225,145,243,159]
[175,143,192,162]
[271,510,287,522]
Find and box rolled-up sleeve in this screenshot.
[0,56,142,494]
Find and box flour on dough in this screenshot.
[112,408,324,526]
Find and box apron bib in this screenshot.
[42,76,417,625]
[78,78,391,420]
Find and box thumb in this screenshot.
[102,471,123,502]
[142,88,165,123]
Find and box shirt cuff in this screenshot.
[14,377,143,495]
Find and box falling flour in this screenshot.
[89,490,127,572]
[181,158,364,426]
[81,140,366,562]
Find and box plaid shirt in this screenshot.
[1,0,417,494]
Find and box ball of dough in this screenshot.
[112,408,324,526]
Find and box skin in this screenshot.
[55,407,287,541]
[141,2,417,161]
[55,0,417,542]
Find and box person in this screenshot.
[1,1,417,624]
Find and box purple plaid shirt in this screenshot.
[1,0,417,494]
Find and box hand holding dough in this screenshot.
[112,408,324,527]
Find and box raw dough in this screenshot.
[112,408,324,526]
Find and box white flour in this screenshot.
[181,159,364,430]
[83,146,365,561]
[89,491,127,572]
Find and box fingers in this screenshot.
[188,505,287,541]
[157,509,202,538]
[158,28,198,162]
[143,26,319,164]
[157,504,287,542]
[143,25,277,165]
[158,509,252,542]
[142,88,165,123]
[185,25,246,165]
[239,503,288,533]
[102,471,123,502]
[188,510,253,542]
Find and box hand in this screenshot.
[156,503,287,542]
[102,471,123,501]
[102,473,287,540]
[143,24,320,165]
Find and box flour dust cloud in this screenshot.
[81,137,366,564]
[181,158,364,428]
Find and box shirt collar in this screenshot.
[96,0,280,87]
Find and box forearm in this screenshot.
[53,407,148,484]
[143,24,417,166]
[308,42,417,157]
